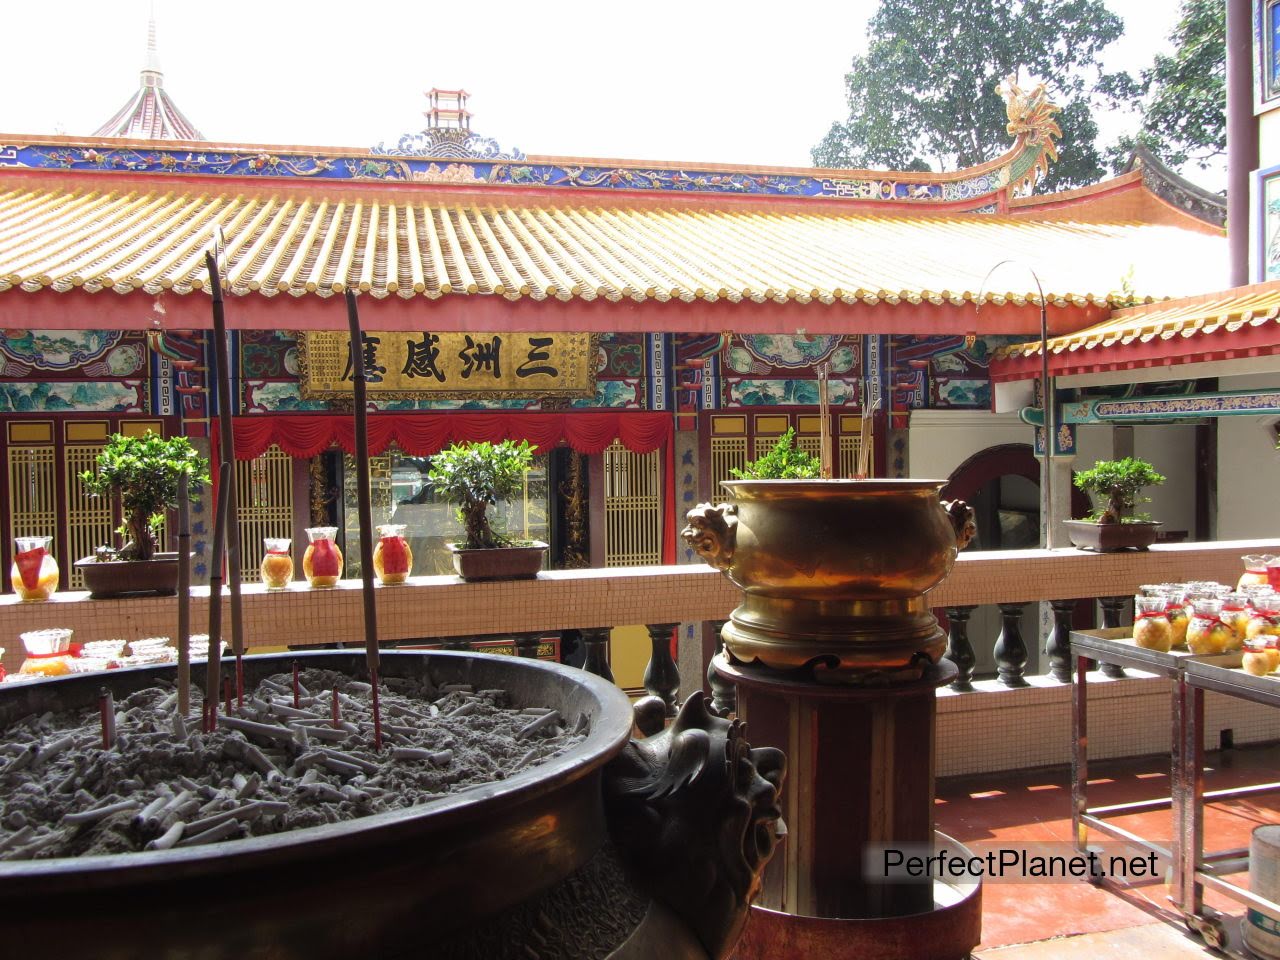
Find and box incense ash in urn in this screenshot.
[0,668,580,859]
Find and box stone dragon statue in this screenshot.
[996,73,1062,194]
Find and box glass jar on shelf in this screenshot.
[1157,588,1190,649]
[1132,596,1172,652]
[10,536,59,601]
[1222,593,1252,642]
[1246,594,1280,642]
[18,628,74,677]
[1242,637,1280,676]
[372,524,412,585]
[1187,598,1237,655]
[1243,584,1275,613]
[260,538,294,590]
[302,527,342,588]
[1268,558,1280,592]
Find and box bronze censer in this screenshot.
[684,480,975,682]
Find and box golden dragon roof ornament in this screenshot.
[996,74,1062,194]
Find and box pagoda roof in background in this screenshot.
[91,15,204,142]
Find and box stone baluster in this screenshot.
[1098,596,1129,679]
[581,627,614,683]
[995,602,1031,688]
[1046,599,1077,683]
[515,632,543,660]
[559,628,583,668]
[643,622,681,717]
[943,605,978,691]
[706,620,737,717]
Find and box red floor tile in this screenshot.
[935,744,1280,951]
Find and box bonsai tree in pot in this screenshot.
[77,432,209,595]
[428,439,546,580]
[1067,457,1167,552]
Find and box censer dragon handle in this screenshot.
[942,498,977,551]
[680,503,738,570]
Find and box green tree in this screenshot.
[1109,0,1224,172]
[811,0,1136,192]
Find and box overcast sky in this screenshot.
[1,1,1199,181]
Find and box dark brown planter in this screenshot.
[1064,520,1162,553]
[74,551,183,598]
[448,541,548,581]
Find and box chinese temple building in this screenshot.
[0,73,1234,683]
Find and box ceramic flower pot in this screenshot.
[448,541,548,581]
[74,552,183,599]
[1064,519,1162,552]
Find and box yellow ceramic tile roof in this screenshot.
[997,282,1280,359]
[0,181,1228,307]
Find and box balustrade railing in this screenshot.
[1,540,1276,706]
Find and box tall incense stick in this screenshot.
[204,251,246,706]
[817,362,832,479]
[344,291,382,751]
[204,461,231,732]
[176,472,191,716]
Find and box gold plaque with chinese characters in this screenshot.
[298,331,597,400]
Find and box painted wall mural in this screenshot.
[0,330,127,373]
[0,380,145,412]
[887,333,1024,414]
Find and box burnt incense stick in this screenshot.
[817,362,832,479]
[98,689,116,749]
[292,660,301,709]
[204,250,245,706]
[204,460,232,732]
[176,472,192,716]
[344,291,382,751]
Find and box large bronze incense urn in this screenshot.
[0,651,785,960]
[683,479,975,681]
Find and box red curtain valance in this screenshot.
[211,411,672,460]
[210,412,677,563]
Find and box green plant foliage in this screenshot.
[1108,0,1224,174]
[730,428,821,480]
[427,439,536,549]
[1072,457,1166,524]
[810,0,1134,192]
[79,432,210,561]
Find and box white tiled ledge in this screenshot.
[2,539,1277,678]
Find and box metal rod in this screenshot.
[1040,286,1056,549]
[204,460,231,732]
[176,472,191,716]
[204,250,245,704]
[344,290,382,750]
[977,260,1056,548]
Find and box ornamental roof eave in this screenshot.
[0,118,1051,212]
[989,280,1280,382]
[0,171,1227,327]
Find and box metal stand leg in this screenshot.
[1072,652,1089,854]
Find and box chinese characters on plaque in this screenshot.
[299,331,595,399]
